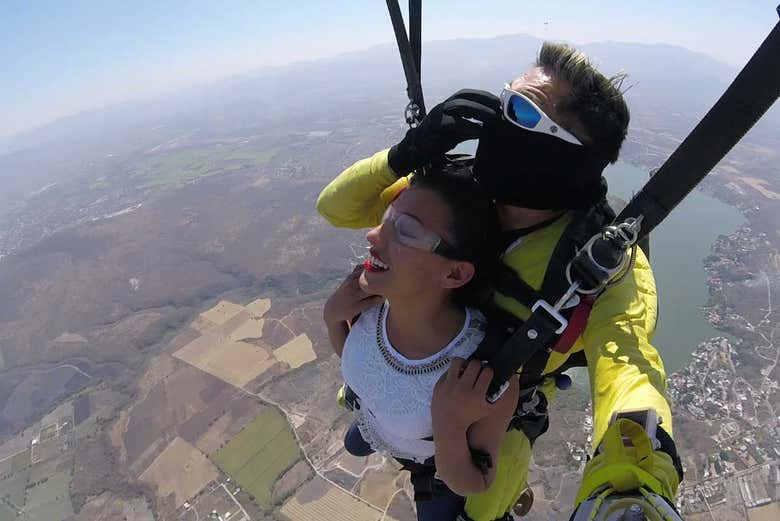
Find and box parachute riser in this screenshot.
[386,1,426,128]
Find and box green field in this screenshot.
[21,470,73,521]
[0,502,17,521]
[213,407,300,508]
[39,424,57,442]
[0,469,28,512]
[9,452,28,475]
[131,144,277,188]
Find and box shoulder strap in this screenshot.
[516,201,614,391]
[478,200,615,399]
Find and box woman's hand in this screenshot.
[432,358,497,431]
[324,265,383,327]
[431,358,519,496]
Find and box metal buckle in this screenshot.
[531,300,568,334]
[405,101,423,127]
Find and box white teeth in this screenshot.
[370,254,389,271]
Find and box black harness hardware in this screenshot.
[386,0,426,127]
[484,214,641,403]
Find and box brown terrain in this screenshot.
[0,39,778,521]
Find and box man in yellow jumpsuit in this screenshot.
[318,42,682,521]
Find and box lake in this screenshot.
[604,162,744,371]
[452,140,745,371]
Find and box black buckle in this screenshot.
[343,385,360,411]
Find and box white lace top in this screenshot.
[341,301,486,463]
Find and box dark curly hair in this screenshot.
[410,161,500,308]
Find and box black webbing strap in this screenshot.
[409,0,422,89]
[496,264,542,309]
[514,201,615,390]
[482,201,615,396]
[485,301,566,398]
[386,0,426,121]
[617,11,780,239]
[541,200,615,299]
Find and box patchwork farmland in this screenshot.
[213,408,301,508]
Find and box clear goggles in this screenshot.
[382,204,459,258]
[500,83,583,146]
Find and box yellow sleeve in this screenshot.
[583,248,674,447]
[316,148,410,229]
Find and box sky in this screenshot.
[1,0,777,138]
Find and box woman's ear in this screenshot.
[441,261,475,290]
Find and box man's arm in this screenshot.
[317,149,408,229]
[581,248,680,500]
[583,248,673,445]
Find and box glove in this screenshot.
[387,89,500,176]
[575,419,681,507]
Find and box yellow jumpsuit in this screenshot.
[317,149,677,520]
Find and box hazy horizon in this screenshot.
[0,33,738,141]
[2,0,778,139]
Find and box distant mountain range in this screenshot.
[1,33,777,209]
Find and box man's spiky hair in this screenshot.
[537,42,630,163]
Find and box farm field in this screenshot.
[139,437,218,508]
[122,364,231,466]
[38,424,57,442]
[279,476,383,521]
[748,502,780,521]
[213,408,300,508]
[0,468,28,513]
[200,301,246,326]
[22,470,73,521]
[171,297,303,389]
[10,452,29,473]
[273,334,316,369]
[130,144,276,189]
[173,333,277,388]
[0,503,16,521]
[245,298,271,318]
[229,318,265,342]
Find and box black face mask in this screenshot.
[474,120,610,210]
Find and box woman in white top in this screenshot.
[323,164,520,521]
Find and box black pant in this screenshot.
[343,421,465,521]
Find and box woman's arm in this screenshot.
[317,149,409,229]
[323,265,383,357]
[325,321,350,357]
[432,359,519,496]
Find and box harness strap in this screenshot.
[482,200,615,400]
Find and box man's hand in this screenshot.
[323,265,383,327]
[432,358,497,431]
[575,419,681,507]
[388,89,501,175]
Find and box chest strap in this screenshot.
[477,202,644,403]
